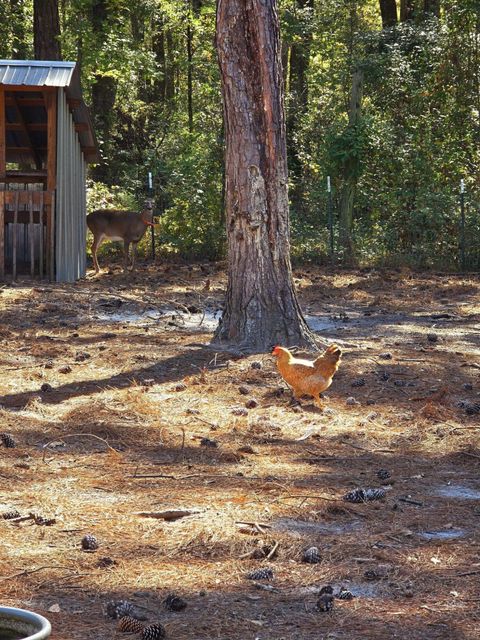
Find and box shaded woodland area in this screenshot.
[1,0,478,268]
[1,3,480,640]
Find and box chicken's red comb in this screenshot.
[272,345,281,354]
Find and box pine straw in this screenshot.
[0,264,479,639]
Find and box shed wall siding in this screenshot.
[55,89,87,282]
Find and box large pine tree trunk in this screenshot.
[33,0,61,60]
[214,0,315,352]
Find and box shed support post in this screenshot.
[45,89,57,281]
[0,87,5,279]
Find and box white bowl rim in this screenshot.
[0,606,51,640]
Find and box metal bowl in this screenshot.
[0,607,51,640]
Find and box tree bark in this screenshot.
[33,0,61,60]
[338,68,364,265]
[214,0,315,352]
[379,0,398,28]
[400,0,415,21]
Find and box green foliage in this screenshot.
[8,0,478,270]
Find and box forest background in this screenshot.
[1,0,479,270]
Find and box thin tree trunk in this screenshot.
[186,3,194,133]
[33,0,61,60]
[152,13,166,102]
[90,0,117,184]
[338,68,364,265]
[287,0,313,215]
[214,0,315,352]
[165,30,175,101]
[400,0,415,21]
[379,0,398,28]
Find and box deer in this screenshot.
[86,199,155,273]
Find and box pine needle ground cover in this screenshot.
[0,263,479,640]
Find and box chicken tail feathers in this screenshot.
[313,344,342,375]
[324,344,342,362]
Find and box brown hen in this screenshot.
[272,344,342,409]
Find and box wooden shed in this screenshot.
[0,60,98,282]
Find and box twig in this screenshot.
[136,510,200,521]
[398,497,424,506]
[271,494,339,503]
[236,521,272,529]
[191,415,219,428]
[132,474,177,479]
[266,540,279,560]
[42,433,120,461]
[461,452,480,460]
[448,570,480,578]
[0,565,67,581]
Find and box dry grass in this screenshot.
[0,262,479,639]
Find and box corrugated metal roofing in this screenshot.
[0,59,98,162]
[0,60,75,88]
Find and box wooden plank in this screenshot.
[29,193,34,276]
[0,191,4,278]
[0,87,5,180]
[12,191,19,281]
[3,191,51,207]
[45,89,57,195]
[5,86,56,93]
[6,123,47,132]
[39,191,44,279]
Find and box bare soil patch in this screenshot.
[1,263,479,639]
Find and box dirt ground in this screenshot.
[0,261,479,640]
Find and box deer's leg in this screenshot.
[123,240,131,272]
[91,235,103,273]
[130,243,137,271]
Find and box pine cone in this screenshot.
[351,378,366,387]
[34,515,56,526]
[164,594,187,611]
[363,488,386,501]
[117,617,145,633]
[376,469,391,480]
[0,433,16,448]
[302,546,322,564]
[317,593,334,612]
[2,509,21,520]
[200,437,218,448]
[81,534,99,550]
[343,487,386,503]
[336,587,354,600]
[97,557,116,568]
[246,567,274,581]
[141,623,166,640]
[105,600,135,620]
[319,585,333,595]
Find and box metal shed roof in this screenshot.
[0,60,76,87]
[0,59,98,162]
